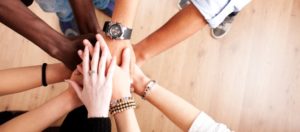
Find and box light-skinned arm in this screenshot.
[0,63,71,96]
[103,0,139,67]
[132,65,200,131]
[134,4,207,66]
[0,72,82,132]
[112,48,140,132]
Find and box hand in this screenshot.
[101,33,136,72]
[66,40,116,118]
[78,34,132,100]
[54,33,96,70]
[111,47,132,100]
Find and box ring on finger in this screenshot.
[89,70,96,75]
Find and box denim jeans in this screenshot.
[35,0,111,22]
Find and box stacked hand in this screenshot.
[55,33,96,70]
[66,34,133,117]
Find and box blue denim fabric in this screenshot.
[35,0,112,22]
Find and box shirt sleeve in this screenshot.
[189,112,231,132]
[87,117,111,132]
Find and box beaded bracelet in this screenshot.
[109,97,136,115]
[141,80,157,100]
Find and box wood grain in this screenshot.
[0,0,299,131]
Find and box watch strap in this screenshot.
[122,28,132,40]
[103,21,110,33]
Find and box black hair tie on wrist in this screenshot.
[42,63,48,87]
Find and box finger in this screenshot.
[77,64,83,75]
[121,48,131,72]
[83,39,94,55]
[83,46,90,81]
[91,41,100,75]
[77,50,84,60]
[98,42,108,76]
[65,80,82,100]
[96,34,112,59]
[106,57,116,81]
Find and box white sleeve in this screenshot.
[188,112,231,132]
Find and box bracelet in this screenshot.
[109,97,136,115]
[41,63,48,87]
[141,80,157,100]
[110,96,134,107]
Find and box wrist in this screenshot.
[47,35,70,59]
[133,45,146,66]
[88,107,109,118]
[61,90,81,112]
[133,76,151,96]
[112,92,131,100]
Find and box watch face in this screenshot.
[109,24,123,38]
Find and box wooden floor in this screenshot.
[0,0,300,131]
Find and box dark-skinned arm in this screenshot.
[69,0,101,34]
[0,0,95,70]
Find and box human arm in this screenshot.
[112,48,140,132]
[69,0,139,65]
[0,0,95,70]
[103,0,139,67]
[132,67,200,131]
[0,63,71,96]
[0,72,82,132]
[133,4,207,66]
[68,0,101,34]
[132,66,232,131]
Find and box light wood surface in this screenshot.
[0,0,299,131]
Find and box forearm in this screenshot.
[146,85,200,131]
[134,4,206,65]
[114,109,140,132]
[0,0,68,57]
[112,0,139,28]
[134,76,200,131]
[0,63,71,95]
[69,0,101,34]
[0,90,79,132]
[104,0,139,65]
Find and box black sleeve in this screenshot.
[21,0,33,6]
[87,118,111,132]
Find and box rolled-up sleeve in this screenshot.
[189,112,231,132]
[190,0,251,28]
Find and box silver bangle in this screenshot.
[141,80,157,100]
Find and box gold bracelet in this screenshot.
[142,80,157,100]
[109,97,136,115]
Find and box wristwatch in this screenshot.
[102,21,132,40]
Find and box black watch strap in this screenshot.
[122,28,132,39]
[103,21,110,33]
